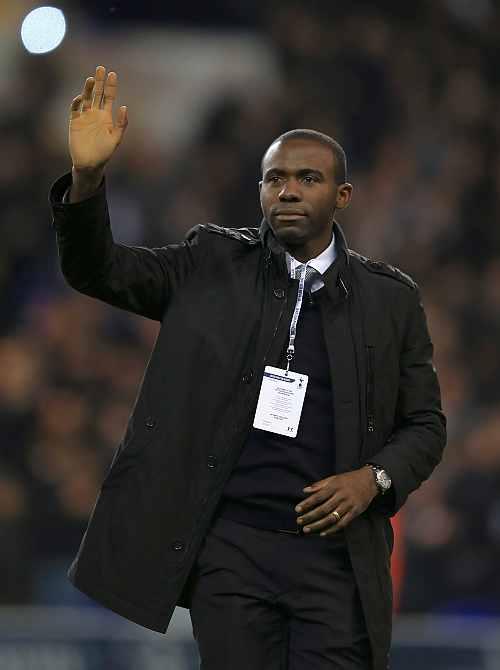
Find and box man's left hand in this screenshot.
[295,466,378,536]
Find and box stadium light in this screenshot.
[20,6,67,55]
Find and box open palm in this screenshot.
[69,66,128,170]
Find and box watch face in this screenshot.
[378,471,391,490]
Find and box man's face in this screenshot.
[259,138,349,258]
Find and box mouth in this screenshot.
[274,211,307,220]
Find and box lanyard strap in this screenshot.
[285,262,310,374]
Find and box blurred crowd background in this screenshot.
[1,0,500,620]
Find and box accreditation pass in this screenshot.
[253,366,309,437]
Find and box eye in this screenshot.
[302,175,318,184]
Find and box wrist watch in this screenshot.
[367,463,392,495]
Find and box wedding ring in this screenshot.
[332,510,341,523]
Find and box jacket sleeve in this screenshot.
[370,286,447,516]
[49,172,202,321]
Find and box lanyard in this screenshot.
[285,262,310,375]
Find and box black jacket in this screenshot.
[49,172,446,670]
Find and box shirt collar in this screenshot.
[285,229,337,278]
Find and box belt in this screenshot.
[274,526,303,535]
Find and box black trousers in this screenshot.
[187,515,372,670]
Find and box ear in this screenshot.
[258,180,263,193]
[336,182,353,210]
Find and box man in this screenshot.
[50,66,446,670]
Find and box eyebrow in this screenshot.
[263,168,325,179]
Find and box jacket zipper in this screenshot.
[366,345,375,433]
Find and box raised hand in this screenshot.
[69,65,128,172]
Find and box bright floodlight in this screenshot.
[21,6,66,54]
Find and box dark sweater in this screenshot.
[216,288,336,531]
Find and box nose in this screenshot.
[278,181,301,202]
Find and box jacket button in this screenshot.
[242,370,254,384]
[207,455,218,469]
[171,540,185,552]
[145,417,156,429]
[273,288,285,299]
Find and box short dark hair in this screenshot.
[261,129,347,184]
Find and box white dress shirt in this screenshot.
[285,230,337,293]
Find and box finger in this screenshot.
[92,65,106,109]
[302,515,335,534]
[116,105,128,130]
[303,479,328,493]
[302,504,347,534]
[103,71,118,114]
[115,106,128,145]
[320,508,355,536]
[70,95,82,119]
[81,77,95,112]
[295,488,332,515]
[297,493,344,526]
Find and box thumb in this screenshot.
[303,481,324,492]
[69,95,82,120]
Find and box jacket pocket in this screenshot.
[366,345,375,433]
